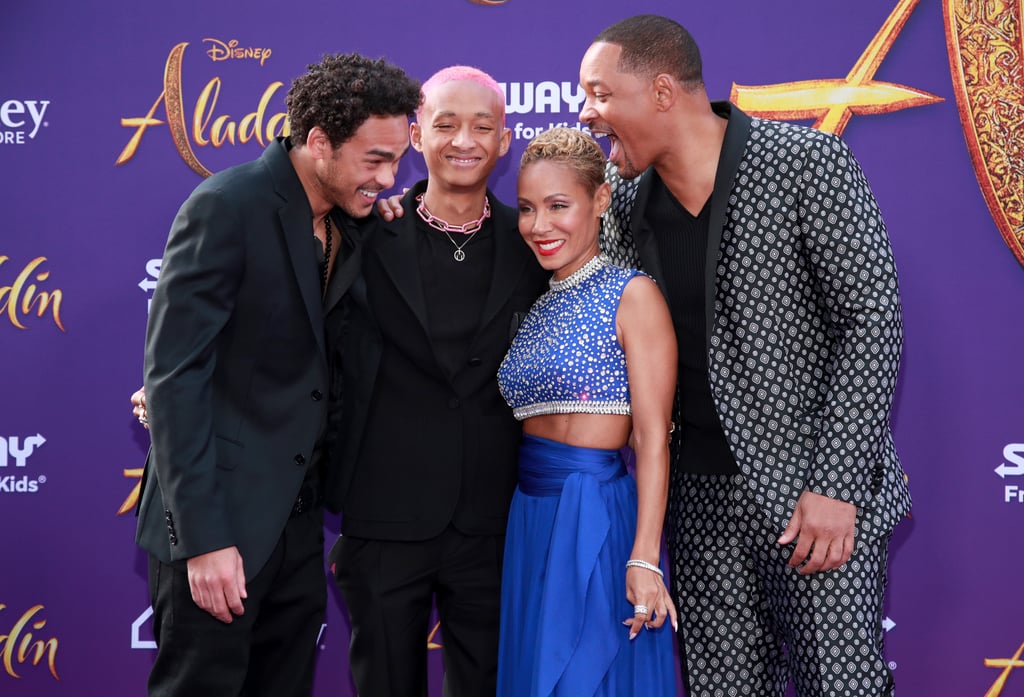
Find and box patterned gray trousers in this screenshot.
[668,472,894,697]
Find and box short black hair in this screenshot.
[595,15,704,90]
[286,53,422,147]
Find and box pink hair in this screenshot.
[418,65,506,126]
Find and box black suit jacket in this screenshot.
[324,182,547,540]
[136,138,361,578]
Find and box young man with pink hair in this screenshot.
[325,66,547,696]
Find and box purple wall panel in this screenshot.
[3,0,1022,694]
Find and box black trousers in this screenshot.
[330,526,504,697]
[147,507,326,697]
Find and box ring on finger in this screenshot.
[633,604,649,616]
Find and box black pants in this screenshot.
[331,526,504,697]
[147,508,326,697]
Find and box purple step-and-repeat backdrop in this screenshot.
[3,0,1023,694]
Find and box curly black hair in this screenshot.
[286,53,422,147]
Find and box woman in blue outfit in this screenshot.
[497,127,679,696]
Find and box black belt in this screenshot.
[290,481,322,517]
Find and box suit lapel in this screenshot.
[323,211,362,315]
[375,205,431,337]
[264,140,327,362]
[704,102,752,347]
[629,171,666,288]
[473,194,525,340]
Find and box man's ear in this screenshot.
[306,126,332,159]
[410,121,424,153]
[498,126,512,157]
[652,74,678,112]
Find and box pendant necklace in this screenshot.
[415,194,490,262]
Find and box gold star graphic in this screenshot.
[731,0,942,135]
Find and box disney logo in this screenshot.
[203,38,272,66]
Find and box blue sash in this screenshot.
[518,434,626,495]
[518,434,626,695]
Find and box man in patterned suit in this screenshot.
[581,14,911,697]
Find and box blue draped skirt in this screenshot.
[497,435,677,696]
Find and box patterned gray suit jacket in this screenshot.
[601,102,911,542]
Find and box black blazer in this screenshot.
[136,138,360,579]
[324,183,547,540]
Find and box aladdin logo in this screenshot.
[0,604,59,680]
[116,42,289,177]
[0,99,49,145]
[204,38,272,66]
[994,443,1024,503]
[0,256,65,332]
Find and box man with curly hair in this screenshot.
[134,52,420,697]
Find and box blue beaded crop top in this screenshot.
[498,254,641,420]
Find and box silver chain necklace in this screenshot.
[442,229,478,262]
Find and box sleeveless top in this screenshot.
[498,254,640,420]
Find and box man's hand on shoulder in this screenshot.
[186,546,247,623]
[375,191,407,221]
[777,491,857,574]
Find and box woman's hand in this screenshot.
[623,564,677,638]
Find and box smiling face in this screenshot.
[517,159,610,280]
[411,79,511,192]
[578,41,657,180]
[316,115,411,218]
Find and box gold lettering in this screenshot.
[163,44,212,177]
[0,257,65,332]
[239,111,259,144]
[427,621,442,650]
[241,83,286,147]
[0,604,60,680]
[210,115,236,147]
[192,78,221,148]
[984,641,1024,696]
[117,42,288,177]
[117,468,144,516]
[203,38,231,62]
[202,39,271,66]
[268,112,289,142]
[115,93,166,166]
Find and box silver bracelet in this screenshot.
[626,559,663,577]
